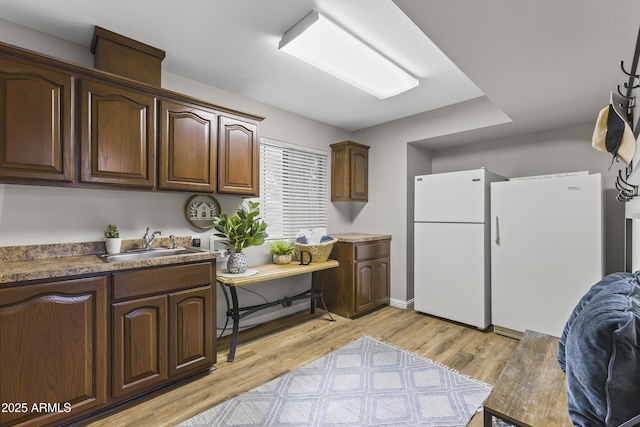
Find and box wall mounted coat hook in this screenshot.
[617,85,635,102]
[621,60,640,79]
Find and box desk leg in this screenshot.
[312,272,335,322]
[228,286,240,362]
[310,273,316,314]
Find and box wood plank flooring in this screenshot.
[86,306,518,427]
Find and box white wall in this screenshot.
[0,19,94,66]
[405,144,432,303]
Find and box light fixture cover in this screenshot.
[279,10,419,99]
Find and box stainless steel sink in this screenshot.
[97,247,207,263]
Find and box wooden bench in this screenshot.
[483,330,573,427]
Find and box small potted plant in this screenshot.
[269,240,296,265]
[104,224,122,254]
[213,200,268,273]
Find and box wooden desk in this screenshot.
[483,330,572,427]
[217,260,339,362]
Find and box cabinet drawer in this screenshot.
[354,241,390,261]
[113,262,212,300]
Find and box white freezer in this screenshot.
[414,222,490,328]
[490,173,603,337]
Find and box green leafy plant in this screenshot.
[268,240,296,256]
[104,224,120,239]
[212,200,268,253]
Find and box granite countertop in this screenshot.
[0,236,216,284]
[331,233,392,243]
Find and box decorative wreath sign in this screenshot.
[185,195,221,230]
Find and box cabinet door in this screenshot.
[330,144,348,201]
[159,100,217,191]
[330,141,369,202]
[355,260,376,313]
[218,115,259,195]
[169,285,214,377]
[354,256,389,315]
[112,295,168,399]
[79,79,156,187]
[0,57,74,182]
[0,276,107,426]
[373,256,390,305]
[349,146,368,201]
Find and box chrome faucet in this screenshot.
[169,235,177,249]
[142,227,162,249]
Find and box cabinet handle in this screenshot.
[493,216,500,244]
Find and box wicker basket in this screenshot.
[295,238,337,263]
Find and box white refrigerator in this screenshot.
[414,168,505,329]
[490,173,603,338]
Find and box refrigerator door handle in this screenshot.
[493,216,500,244]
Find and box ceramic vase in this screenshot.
[105,237,122,254]
[272,254,292,265]
[227,251,248,274]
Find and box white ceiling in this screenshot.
[1,0,639,147]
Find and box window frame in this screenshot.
[252,137,329,243]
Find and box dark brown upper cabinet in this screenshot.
[218,115,259,196]
[159,100,217,192]
[0,56,74,183]
[79,78,156,188]
[91,26,165,87]
[0,41,263,195]
[330,141,369,202]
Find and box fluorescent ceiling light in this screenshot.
[279,10,419,99]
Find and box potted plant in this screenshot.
[104,224,122,254]
[213,200,268,273]
[269,240,296,265]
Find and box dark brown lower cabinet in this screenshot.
[0,261,215,426]
[112,294,168,399]
[318,238,391,318]
[169,286,214,378]
[0,276,108,427]
[111,263,215,400]
[354,257,391,313]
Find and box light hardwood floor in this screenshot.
[86,306,518,427]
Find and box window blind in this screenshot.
[255,138,328,241]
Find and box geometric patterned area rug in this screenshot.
[177,336,492,427]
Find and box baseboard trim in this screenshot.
[493,325,524,339]
[390,298,414,310]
